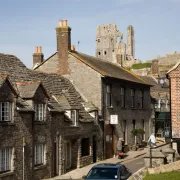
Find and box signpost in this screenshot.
[110,115,118,124]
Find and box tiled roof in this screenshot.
[53,95,73,110]
[167,61,180,74]
[82,102,98,112]
[69,51,150,86]
[16,97,35,112]
[141,76,169,100]
[0,53,94,122]
[16,81,41,98]
[34,51,150,85]
[0,74,8,87]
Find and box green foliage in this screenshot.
[143,171,180,180]
[131,128,145,136]
[131,63,152,70]
[131,128,145,144]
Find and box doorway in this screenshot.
[93,136,97,163]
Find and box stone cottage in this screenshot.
[0,53,103,180]
[33,20,152,159]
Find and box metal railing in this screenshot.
[149,139,180,168]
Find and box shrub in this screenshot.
[131,128,145,144]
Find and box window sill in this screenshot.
[70,125,79,128]
[34,121,47,125]
[107,106,113,109]
[0,171,14,178]
[34,164,47,170]
[0,122,15,126]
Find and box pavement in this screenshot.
[44,148,148,180]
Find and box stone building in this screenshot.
[33,20,152,159]
[0,53,103,180]
[95,24,140,67]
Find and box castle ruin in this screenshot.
[96,24,140,67]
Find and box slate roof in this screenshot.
[0,53,94,122]
[16,81,41,99]
[16,98,35,112]
[33,51,150,86]
[0,74,8,87]
[69,51,150,86]
[141,76,169,100]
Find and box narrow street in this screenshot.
[123,156,145,174]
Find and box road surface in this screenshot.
[123,156,145,174]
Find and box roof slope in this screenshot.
[16,81,41,98]
[141,76,169,99]
[0,53,94,122]
[167,61,180,74]
[70,51,150,85]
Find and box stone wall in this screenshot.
[0,83,33,180]
[103,78,151,146]
[67,54,102,115]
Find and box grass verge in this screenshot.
[143,171,180,180]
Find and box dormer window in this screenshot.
[35,104,46,121]
[71,110,78,126]
[0,102,12,121]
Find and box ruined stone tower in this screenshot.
[127,25,135,57]
[96,24,123,63]
[96,24,139,67]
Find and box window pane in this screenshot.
[34,144,45,165]
[35,104,45,121]
[1,102,11,121]
[0,148,12,172]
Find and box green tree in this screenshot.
[131,128,145,145]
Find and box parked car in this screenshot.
[83,163,132,180]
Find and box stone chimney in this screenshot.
[33,46,44,67]
[56,20,71,75]
[151,60,159,76]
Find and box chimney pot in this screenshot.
[39,46,42,53]
[64,20,68,27]
[59,20,63,27]
[35,46,38,53]
[71,45,75,51]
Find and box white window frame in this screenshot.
[34,104,46,121]
[34,144,46,166]
[0,148,13,172]
[0,102,12,122]
[71,110,78,126]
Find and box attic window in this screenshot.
[35,104,46,121]
[0,102,12,121]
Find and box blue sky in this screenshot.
[0,0,179,68]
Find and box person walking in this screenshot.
[148,133,156,147]
[116,138,124,159]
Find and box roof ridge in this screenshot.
[33,51,58,70]
[70,51,148,85]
